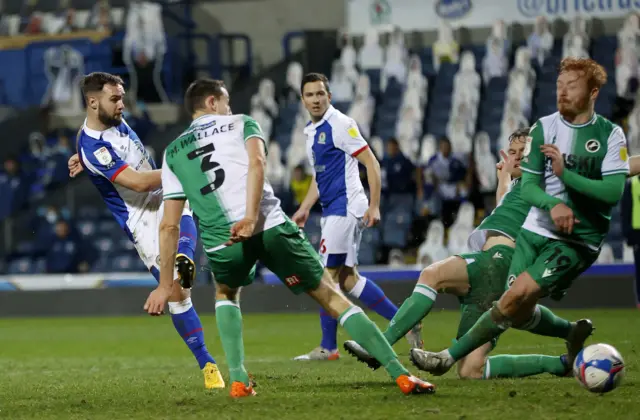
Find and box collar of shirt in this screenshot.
[304,105,337,135]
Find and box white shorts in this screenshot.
[319,213,364,268]
[131,201,193,278]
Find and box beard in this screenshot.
[97,105,122,127]
[558,95,590,120]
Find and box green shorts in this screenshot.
[455,244,515,346]
[507,230,598,301]
[206,220,325,295]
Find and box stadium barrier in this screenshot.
[0,264,636,317]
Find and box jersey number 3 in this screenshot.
[187,143,226,195]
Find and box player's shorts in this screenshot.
[507,229,599,301]
[455,244,515,348]
[131,200,193,280]
[207,219,325,295]
[319,213,365,268]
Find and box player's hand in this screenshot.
[550,203,580,234]
[226,217,256,245]
[363,206,381,227]
[541,144,564,177]
[498,149,518,175]
[68,154,84,178]
[143,285,172,316]
[292,208,310,227]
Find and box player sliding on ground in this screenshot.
[408,57,629,375]
[67,73,224,389]
[293,73,422,361]
[142,78,435,398]
[345,128,578,379]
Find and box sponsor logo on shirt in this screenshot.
[93,147,113,166]
[347,126,360,138]
[585,139,600,153]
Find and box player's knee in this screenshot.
[338,266,357,291]
[501,273,540,316]
[215,283,240,302]
[418,265,442,290]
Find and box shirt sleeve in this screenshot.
[520,121,545,175]
[161,151,186,200]
[242,115,268,154]
[333,117,369,157]
[602,126,630,176]
[80,139,128,182]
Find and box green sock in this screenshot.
[215,300,250,386]
[383,284,437,346]
[483,354,568,379]
[449,309,506,361]
[518,305,572,339]
[339,306,409,380]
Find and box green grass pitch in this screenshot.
[0,309,638,419]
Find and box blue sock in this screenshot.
[319,309,338,351]
[349,276,398,320]
[169,298,216,369]
[177,214,197,260]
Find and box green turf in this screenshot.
[0,309,638,419]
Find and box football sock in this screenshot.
[177,214,197,259]
[338,306,409,380]
[483,354,568,379]
[215,300,250,386]
[383,284,436,345]
[348,276,398,320]
[449,309,506,361]
[517,305,572,339]
[319,309,338,351]
[169,298,216,369]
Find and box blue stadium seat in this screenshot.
[78,206,100,220]
[111,254,138,272]
[77,220,97,239]
[382,210,412,248]
[333,101,351,114]
[385,193,414,214]
[94,238,114,253]
[358,241,377,265]
[8,257,31,274]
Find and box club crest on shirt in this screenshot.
[585,139,600,153]
[317,132,326,144]
[93,147,113,165]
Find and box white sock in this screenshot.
[348,276,367,299]
[168,297,193,314]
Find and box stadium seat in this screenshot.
[382,209,412,248]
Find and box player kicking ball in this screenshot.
[68,72,224,389]
[345,128,580,379]
[293,73,422,361]
[142,78,435,397]
[409,57,629,375]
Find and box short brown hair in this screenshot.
[301,72,330,95]
[559,57,608,91]
[184,78,227,115]
[509,127,530,143]
[80,72,124,98]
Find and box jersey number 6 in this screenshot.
[187,143,226,195]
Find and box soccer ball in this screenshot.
[573,343,625,393]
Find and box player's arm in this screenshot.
[245,136,266,222]
[81,141,161,192]
[113,167,162,193]
[336,119,381,226]
[629,155,640,176]
[144,153,186,315]
[297,174,319,213]
[520,123,564,211]
[543,127,628,205]
[355,147,381,211]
